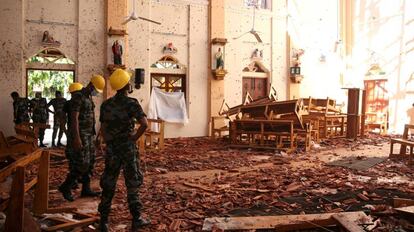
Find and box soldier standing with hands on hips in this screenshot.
[98,69,149,231]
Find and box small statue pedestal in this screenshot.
[107,64,126,73]
[212,69,228,80]
[290,74,303,83]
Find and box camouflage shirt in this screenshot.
[70,90,95,135]
[48,97,67,118]
[13,97,30,123]
[100,93,146,142]
[30,98,49,121]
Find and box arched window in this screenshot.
[150,55,186,94]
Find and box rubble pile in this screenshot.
[42,135,414,231]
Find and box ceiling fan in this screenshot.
[234,1,263,43]
[122,0,161,25]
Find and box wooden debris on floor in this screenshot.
[0,149,97,232]
[202,211,370,231]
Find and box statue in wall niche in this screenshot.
[251,48,263,60]
[215,47,224,69]
[112,40,123,65]
[42,31,61,46]
[163,42,178,54]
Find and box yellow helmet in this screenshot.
[69,82,83,93]
[109,69,131,91]
[90,74,105,93]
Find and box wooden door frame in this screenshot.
[242,74,270,101]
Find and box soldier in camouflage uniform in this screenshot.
[59,76,105,202]
[98,69,149,232]
[62,83,83,191]
[10,91,30,125]
[48,91,67,147]
[30,92,49,147]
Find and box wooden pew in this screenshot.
[230,119,296,152]
[0,149,97,231]
[0,130,37,158]
[390,124,414,165]
[219,86,278,119]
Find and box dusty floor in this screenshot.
[42,134,414,231]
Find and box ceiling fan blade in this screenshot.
[138,16,161,25]
[122,16,133,25]
[251,31,263,43]
[233,31,250,40]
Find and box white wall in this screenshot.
[223,0,288,108]
[0,0,106,136]
[288,0,346,105]
[127,0,209,138]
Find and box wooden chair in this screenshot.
[390,124,414,165]
[211,116,229,139]
[138,119,165,153]
[365,112,387,135]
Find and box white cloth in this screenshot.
[148,87,189,124]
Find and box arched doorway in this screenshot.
[25,47,76,146]
[26,47,76,99]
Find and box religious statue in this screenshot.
[251,48,263,60]
[112,40,123,65]
[215,47,224,69]
[42,30,61,46]
[163,42,178,54]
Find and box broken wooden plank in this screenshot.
[183,182,215,193]
[332,214,365,232]
[0,149,42,182]
[202,212,367,231]
[395,206,414,215]
[393,198,414,208]
[23,208,41,232]
[4,166,25,232]
[43,217,97,232]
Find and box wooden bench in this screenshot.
[0,129,37,158]
[390,124,414,165]
[230,119,296,152]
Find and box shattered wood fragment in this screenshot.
[357,193,370,201]
[393,198,414,208]
[202,212,368,231]
[332,214,365,232]
[183,182,215,193]
[169,219,182,231]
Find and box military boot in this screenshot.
[131,217,150,231]
[81,183,100,197]
[98,216,109,232]
[58,184,74,202]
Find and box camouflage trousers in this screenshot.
[33,118,47,141]
[98,139,143,219]
[52,115,67,142]
[61,133,95,188]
